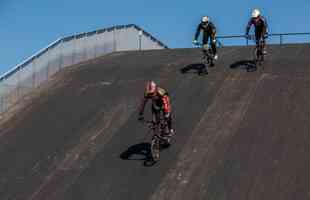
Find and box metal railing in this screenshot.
[216,32,310,46]
[0,24,168,116]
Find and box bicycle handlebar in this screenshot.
[193,42,210,50]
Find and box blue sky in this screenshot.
[0,0,310,74]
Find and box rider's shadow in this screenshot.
[120,142,151,161]
[230,60,257,72]
[180,63,207,75]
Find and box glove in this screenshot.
[203,44,209,50]
[212,39,216,43]
[164,112,170,119]
[138,113,144,121]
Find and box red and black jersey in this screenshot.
[139,87,171,114]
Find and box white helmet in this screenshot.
[251,9,260,18]
[201,16,209,23]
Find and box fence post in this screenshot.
[17,68,20,103]
[59,39,63,71]
[94,31,98,58]
[138,30,143,50]
[46,49,50,81]
[32,58,36,88]
[0,95,3,115]
[113,27,116,52]
[72,36,76,65]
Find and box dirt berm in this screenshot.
[1,44,310,200]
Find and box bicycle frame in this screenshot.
[254,39,265,65]
[144,117,169,162]
[247,36,265,66]
[202,47,214,65]
[194,43,215,72]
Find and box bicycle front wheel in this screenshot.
[151,136,160,162]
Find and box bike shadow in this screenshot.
[120,142,156,166]
[120,141,171,166]
[180,63,207,75]
[120,142,150,160]
[230,60,257,72]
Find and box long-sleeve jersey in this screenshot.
[139,87,171,114]
[194,22,216,43]
[246,16,268,35]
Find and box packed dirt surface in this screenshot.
[1,44,310,200]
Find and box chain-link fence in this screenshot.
[0,24,168,115]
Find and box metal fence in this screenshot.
[0,24,168,115]
[216,32,310,46]
[1,29,308,116]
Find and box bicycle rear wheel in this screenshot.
[253,46,262,65]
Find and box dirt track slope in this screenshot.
[1,44,310,200]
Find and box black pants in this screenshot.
[203,34,217,55]
[255,29,266,48]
